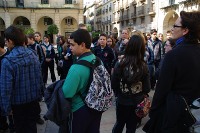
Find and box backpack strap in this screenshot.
[74,57,101,103]
[75,57,101,69]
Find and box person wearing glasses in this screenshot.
[114,28,130,58]
[143,11,200,133]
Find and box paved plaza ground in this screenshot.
[1,69,154,133]
[36,72,154,133]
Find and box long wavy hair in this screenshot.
[120,32,148,83]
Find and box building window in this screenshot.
[16,0,24,7]
[169,0,175,5]
[150,16,154,22]
[65,18,73,25]
[65,0,72,4]
[44,18,53,25]
[141,17,145,24]
[41,0,49,4]
[133,19,136,25]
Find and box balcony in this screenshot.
[109,7,112,11]
[125,3,129,9]
[119,16,123,21]
[160,1,178,9]
[138,7,145,17]
[148,5,155,15]
[96,20,102,24]
[1,1,80,8]
[112,19,116,24]
[38,4,50,8]
[123,15,129,20]
[132,0,137,6]
[140,0,145,2]
[148,8,156,15]
[120,7,124,11]
[131,13,136,18]
[62,3,80,8]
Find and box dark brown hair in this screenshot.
[180,11,200,44]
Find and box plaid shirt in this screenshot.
[0,46,43,115]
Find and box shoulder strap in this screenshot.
[74,57,102,102]
[75,56,101,69]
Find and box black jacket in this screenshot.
[94,45,114,74]
[111,61,151,106]
[44,79,71,126]
[144,42,200,133]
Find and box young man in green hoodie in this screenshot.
[62,29,102,133]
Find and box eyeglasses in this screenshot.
[172,24,183,28]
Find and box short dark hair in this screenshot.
[26,34,35,40]
[180,11,200,44]
[0,36,5,48]
[166,30,171,34]
[70,29,91,49]
[99,33,107,39]
[43,34,50,39]
[34,32,41,37]
[78,23,87,30]
[4,25,25,46]
[150,29,157,34]
[167,38,176,47]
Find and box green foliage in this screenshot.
[24,27,34,35]
[92,31,100,38]
[86,24,92,32]
[15,25,34,35]
[47,24,59,34]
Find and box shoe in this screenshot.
[0,123,9,131]
[36,118,44,125]
[9,128,15,133]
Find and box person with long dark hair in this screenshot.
[143,11,200,133]
[112,31,151,133]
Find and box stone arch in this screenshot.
[60,16,78,38]
[36,16,54,37]
[13,16,31,31]
[163,10,179,36]
[0,17,6,37]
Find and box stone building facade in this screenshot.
[84,0,200,38]
[0,0,84,38]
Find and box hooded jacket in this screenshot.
[0,46,43,115]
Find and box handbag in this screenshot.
[135,95,151,118]
[182,97,200,133]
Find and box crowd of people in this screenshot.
[0,10,200,133]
